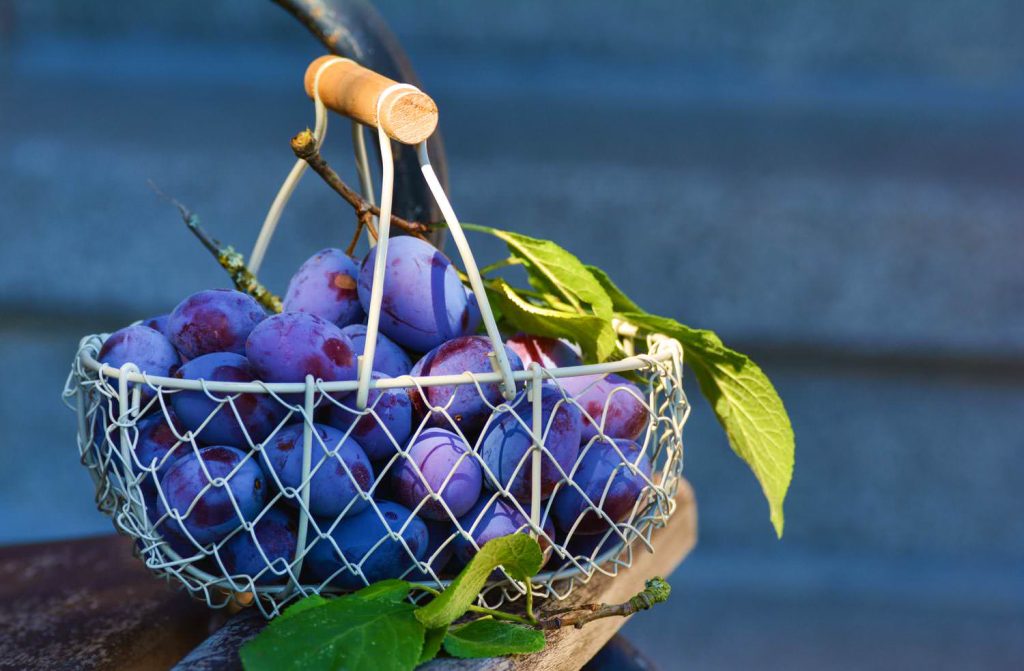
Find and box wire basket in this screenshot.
[62,57,691,618]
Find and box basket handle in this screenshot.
[303,55,438,145]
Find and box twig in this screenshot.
[536,577,671,630]
[290,129,430,239]
[149,181,283,313]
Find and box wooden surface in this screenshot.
[423,480,697,671]
[0,534,215,671]
[304,54,439,145]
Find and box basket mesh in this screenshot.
[64,332,688,617]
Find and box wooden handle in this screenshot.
[304,55,439,145]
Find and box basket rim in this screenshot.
[77,333,681,395]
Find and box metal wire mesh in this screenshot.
[64,330,688,617]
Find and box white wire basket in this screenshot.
[62,57,691,618]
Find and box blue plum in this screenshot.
[171,352,286,447]
[409,336,524,435]
[141,314,171,339]
[324,373,412,461]
[392,428,482,521]
[339,324,412,378]
[157,445,267,545]
[505,334,582,369]
[479,385,582,501]
[304,501,428,588]
[98,324,180,386]
[357,236,480,352]
[409,518,456,580]
[261,423,373,518]
[283,248,364,328]
[560,374,649,441]
[132,408,187,498]
[168,289,266,359]
[220,507,298,584]
[245,312,357,383]
[453,497,555,567]
[552,438,652,535]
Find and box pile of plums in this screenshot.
[94,237,651,587]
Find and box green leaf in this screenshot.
[463,223,613,319]
[277,594,330,622]
[488,280,618,363]
[240,596,424,671]
[621,311,795,537]
[415,534,543,629]
[351,579,411,603]
[586,265,642,313]
[419,626,448,664]
[443,619,546,659]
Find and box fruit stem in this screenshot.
[150,182,284,313]
[536,577,671,630]
[290,129,431,240]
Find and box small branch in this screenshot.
[150,182,283,313]
[536,577,670,630]
[290,129,430,239]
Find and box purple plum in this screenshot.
[409,336,523,435]
[559,374,649,441]
[552,438,652,535]
[131,408,187,498]
[245,312,357,383]
[339,324,412,378]
[98,324,180,383]
[220,507,298,584]
[324,372,412,461]
[304,500,428,588]
[168,289,266,359]
[357,236,480,352]
[157,445,267,545]
[505,334,582,369]
[479,385,582,501]
[283,248,364,328]
[392,428,482,521]
[453,497,555,567]
[261,423,373,518]
[171,352,286,447]
[141,314,171,339]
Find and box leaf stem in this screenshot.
[524,580,537,624]
[479,257,524,276]
[410,584,533,625]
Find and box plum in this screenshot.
[505,334,582,369]
[339,324,412,378]
[141,314,171,339]
[453,497,555,567]
[559,373,649,441]
[409,336,524,435]
[170,352,287,447]
[479,385,582,501]
[357,236,480,352]
[552,438,652,535]
[408,518,456,580]
[98,324,180,388]
[392,428,482,521]
[261,423,373,518]
[220,507,298,585]
[304,500,428,588]
[245,312,357,384]
[324,372,411,461]
[283,248,364,328]
[131,408,187,498]
[168,289,265,359]
[157,445,267,546]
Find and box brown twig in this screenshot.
[290,129,430,240]
[149,181,284,313]
[536,578,671,630]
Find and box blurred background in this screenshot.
[1,1,1022,668]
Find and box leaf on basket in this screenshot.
[419,626,448,664]
[585,265,643,313]
[463,223,613,318]
[240,594,424,671]
[443,619,546,659]
[621,311,795,537]
[414,534,544,630]
[487,279,618,363]
[351,579,412,603]
[278,594,330,621]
